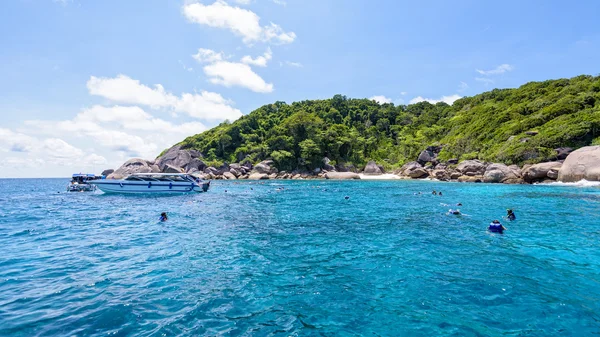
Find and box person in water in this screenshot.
[448,209,461,215]
[439,192,443,196]
[159,212,168,222]
[506,209,516,221]
[488,219,506,233]
[432,190,437,195]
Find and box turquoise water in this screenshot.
[1,178,600,336]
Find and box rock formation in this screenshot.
[558,146,600,182]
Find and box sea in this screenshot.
[1,178,599,336]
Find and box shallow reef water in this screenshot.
[1,178,599,336]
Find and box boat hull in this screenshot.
[90,180,210,194]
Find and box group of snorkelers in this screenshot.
[446,204,516,234]
[489,209,516,233]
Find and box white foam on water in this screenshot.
[538,179,600,187]
[358,174,402,180]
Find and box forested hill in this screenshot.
[174,75,600,171]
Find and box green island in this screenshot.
[177,75,600,169]
[105,75,600,184]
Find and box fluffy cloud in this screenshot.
[241,47,272,67]
[25,105,209,159]
[476,64,514,76]
[233,0,251,4]
[183,1,296,44]
[192,48,226,63]
[0,128,37,153]
[203,61,274,93]
[87,75,243,121]
[409,94,462,105]
[370,95,392,104]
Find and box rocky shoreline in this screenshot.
[102,145,600,184]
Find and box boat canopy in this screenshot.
[72,173,97,178]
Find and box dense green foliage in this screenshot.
[174,75,600,170]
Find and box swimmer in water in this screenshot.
[488,219,506,233]
[432,190,437,195]
[159,212,168,222]
[439,192,443,196]
[506,209,516,221]
[457,203,463,206]
[448,209,461,215]
[344,196,350,200]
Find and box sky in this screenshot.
[1,0,599,177]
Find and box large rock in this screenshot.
[523,161,563,183]
[248,173,269,180]
[483,163,520,183]
[223,172,237,180]
[398,161,428,178]
[363,161,384,175]
[458,175,484,183]
[432,169,449,181]
[408,167,429,179]
[101,169,114,176]
[324,172,361,180]
[164,164,184,174]
[156,145,203,172]
[254,160,274,174]
[558,146,600,182]
[108,158,152,179]
[456,160,486,176]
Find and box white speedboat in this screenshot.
[67,173,102,192]
[89,173,210,194]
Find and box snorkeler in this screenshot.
[439,192,443,196]
[432,190,437,195]
[448,209,461,215]
[488,220,506,233]
[506,209,516,221]
[159,212,168,222]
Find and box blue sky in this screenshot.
[1,0,599,177]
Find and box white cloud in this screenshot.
[234,0,251,4]
[409,94,462,105]
[271,0,286,5]
[241,47,272,67]
[400,91,407,96]
[43,138,84,159]
[182,1,296,44]
[281,61,302,67]
[87,75,243,121]
[0,128,37,153]
[87,75,174,108]
[203,61,274,93]
[192,48,226,63]
[369,95,392,104]
[475,77,495,85]
[458,81,469,92]
[476,64,514,76]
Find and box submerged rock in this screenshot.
[558,145,600,182]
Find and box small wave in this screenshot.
[539,179,600,187]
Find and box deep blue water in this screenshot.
[1,178,600,336]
